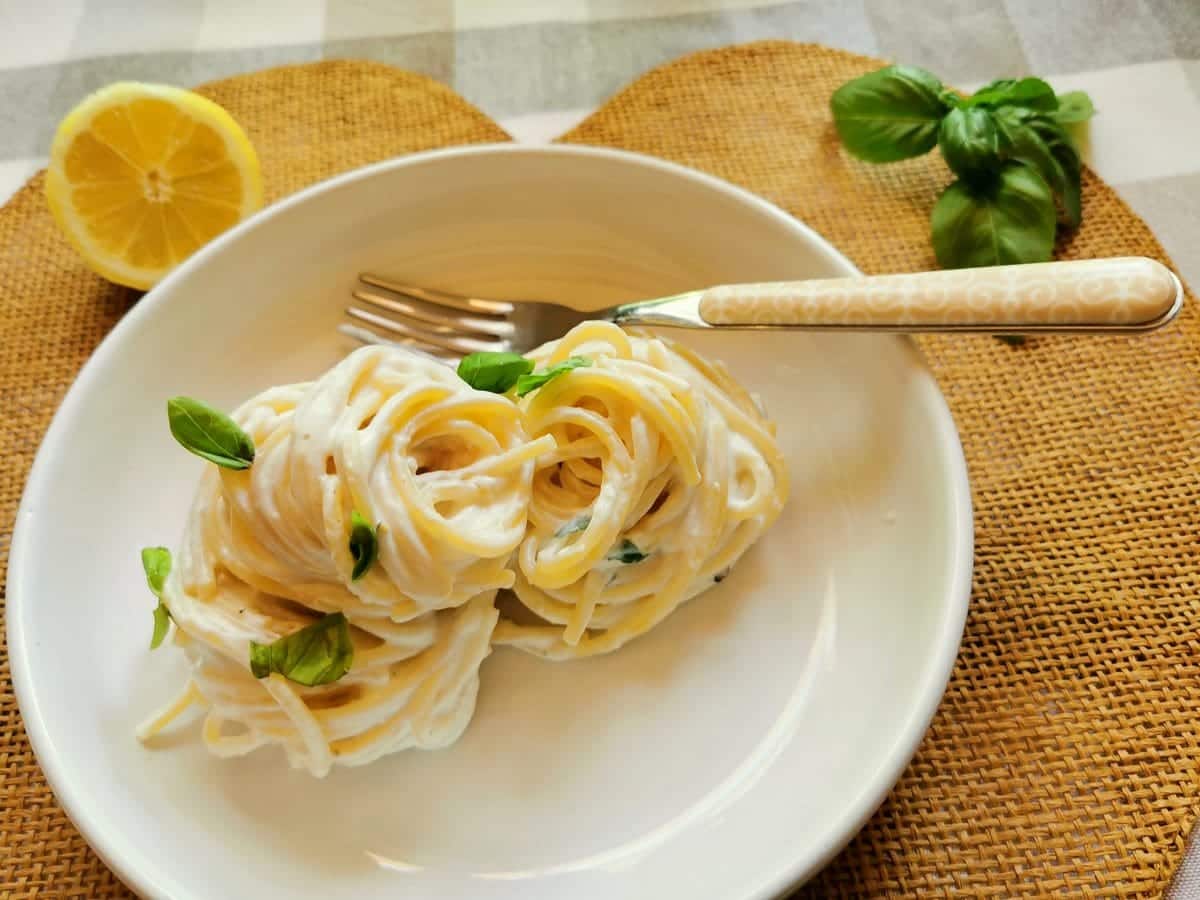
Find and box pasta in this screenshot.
[141,323,787,774]
[140,346,549,775]
[493,322,789,659]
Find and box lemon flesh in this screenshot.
[45,82,263,290]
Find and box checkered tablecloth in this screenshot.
[3,0,1199,895]
[3,0,1199,294]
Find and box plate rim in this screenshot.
[6,142,974,900]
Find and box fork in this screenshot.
[339,256,1182,359]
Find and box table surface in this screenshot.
[2,0,1198,895]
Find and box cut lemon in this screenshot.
[46,82,263,290]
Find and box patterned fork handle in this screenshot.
[696,257,1182,332]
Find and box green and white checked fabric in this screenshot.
[2,0,1199,893]
[2,0,1199,287]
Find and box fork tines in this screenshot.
[341,274,516,358]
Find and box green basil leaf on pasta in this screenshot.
[141,546,173,649]
[348,510,378,581]
[516,357,591,397]
[141,546,171,596]
[555,514,591,538]
[151,601,171,650]
[931,163,1057,269]
[1051,90,1095,124]
[607,539,648,564]
[830,65,950,163]
[249,612,354,686]
[167,396,255,469]
[456,351,533,393]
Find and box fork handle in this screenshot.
[693,257,1180,332]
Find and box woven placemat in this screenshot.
[1,42,1197,898]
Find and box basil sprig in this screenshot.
[348,510,378,581]
[607,539,648,564]
[456,352,533,393]
[167,397,255,469]
[455,352,592,398]
[516,357,591,397]
[249,612,354,686]
[141,546,173,649]
[831,65,1094,271]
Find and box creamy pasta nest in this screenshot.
[140,322,787,775]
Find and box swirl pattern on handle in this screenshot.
[698,257,1177,328]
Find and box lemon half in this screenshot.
[46,82,263,290]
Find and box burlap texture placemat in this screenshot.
[1,42,1197,898]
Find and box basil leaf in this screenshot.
[456,352,533,393]
[607,539,648,564]
[931,163,1057,269]
[141,546,173,650]
[995,109,1082,227]
[964,78,1014,102]
[938,107,1004,183]
[555,514,591,538]
[348,510,378,581]
[1056,146,1082,228]
[1052,90,1095,124]
[249,612,354,686]
[151,602,171,650]
[1032,117,1082,227]
[516,357,591,398]
[167,397,255,470]
[830,65,950,163]
[141,546,171,596]
[966,77,1057,112]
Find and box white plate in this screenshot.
[8,145,972,899]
